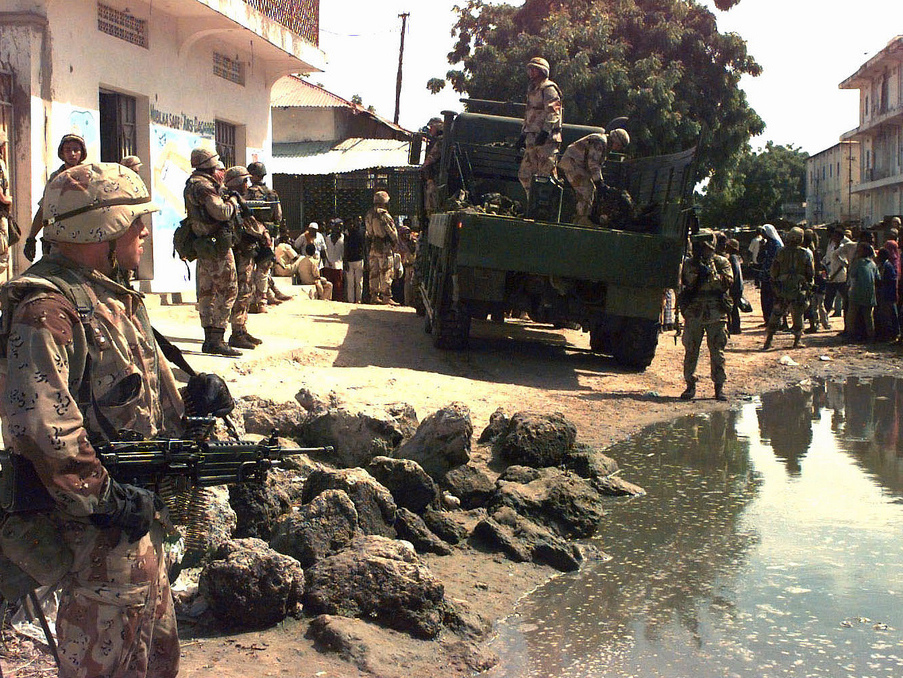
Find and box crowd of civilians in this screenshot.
[745,215,903,344]
[272,214,419,307]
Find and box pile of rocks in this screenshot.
[175,394,644,667]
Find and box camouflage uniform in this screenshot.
[518,72,563,197]
[421,122,443,215]
[365,198,398,304]
[679,237,733,399]
[0,150,10,275]
[183,170,237,331]
[766,229,814,348]
[246,178,282,307]
[558,133,613,220]
[0,164,183,678]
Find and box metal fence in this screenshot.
[243,0,319,46]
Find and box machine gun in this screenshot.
[95,422,331,492]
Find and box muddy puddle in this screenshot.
[486,377,903,677]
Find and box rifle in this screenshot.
[95,420,331,492]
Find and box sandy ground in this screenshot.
[4,282,901,677]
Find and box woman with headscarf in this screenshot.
[847,242,878,342]
[759,224,783,325]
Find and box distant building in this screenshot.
[268,76,418,234]
[0,0,325,291]
[805,141,861,226]
[839,35,903,227]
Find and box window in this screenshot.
[99,90,137,162]
[215,120,236,169]
[97,3,148,48]
[213,52,244,86]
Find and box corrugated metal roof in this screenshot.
[270,137,414,175]
[271,75,352,108]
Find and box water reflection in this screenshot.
[487,379,903,678]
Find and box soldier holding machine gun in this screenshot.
[0,163,327,678]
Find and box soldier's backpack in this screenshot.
[173,218,198,262]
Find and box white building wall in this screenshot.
[1,0,323,291]
[272,107,336,143]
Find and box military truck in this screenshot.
[416,108,699,369]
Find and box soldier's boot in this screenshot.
[266,292,284,306]
[228,328,257,350]
[680,377,697,401]
[714,383,728,402]
[244,330,263,346]
[205,328,242,357]
[792,331,803,349]
[249,302,268,314]
[763,331,774,351]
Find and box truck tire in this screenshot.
[612,317,660,370]
[433,308,471,349]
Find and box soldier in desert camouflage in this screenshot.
[517,57,563,199]
[558,128,630,226]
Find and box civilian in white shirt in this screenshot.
[323,217,345,302]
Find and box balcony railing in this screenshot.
[244,0,318,46]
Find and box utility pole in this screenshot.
[393,12,409,125]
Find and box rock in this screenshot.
[473,508,582,572]
[421,508,470,545]
[592,474,646,496]
[443,598,493,640]
[395,402,473,480]
[237,396,309,440]
[269,489,359,568]
[307,615,374,672]
[442,491,461,510]
[366,456,439,513]
[562,443,619,479]
[301,404,418,468]
[477,407,509,444]
[441,463,495,509]
[487,467,605,539]
[302,467,397,538]
[294,387,335,415]
[228,471,299,540]
[498,411,577,468]
[304,535,446,639]
[172,486,236,569]
[394,507,453,555]
[497,465,541,484]
[198,538,304,630]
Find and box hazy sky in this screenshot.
[315,1,903,154]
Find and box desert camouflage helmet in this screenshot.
[526,57,550,77]
[223,165,250,188]
[787,226,805,244]
[609,128,630,148]
[691,229,717,251]
[42,162,159,244]
[57,133,87,163]
[373,190,390,205]
[247,161,267,177]
[190,146,219,169]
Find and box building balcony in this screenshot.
[841,104,903,141]
[851,170,903,194]
[157,0,325,80]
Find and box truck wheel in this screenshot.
[433,309,471,349]
[612,317,660,370]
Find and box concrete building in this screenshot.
[0,0,325,290]
[840,35,903,227]
[268,76,418,233]
[805,141,860,226]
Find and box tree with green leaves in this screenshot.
[698,142,809,228]
[431,0,763,183]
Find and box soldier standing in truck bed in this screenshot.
[518,57,563,200]
[421,117,444,216]
[558,128,630,226]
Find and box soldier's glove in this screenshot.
[185,372,235,418]
[228,192,252,219]
[23,237,37,262]
[698,263,712,281]
[516,133,527,151]
[90,480,163,544]
[535,130,549,146]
